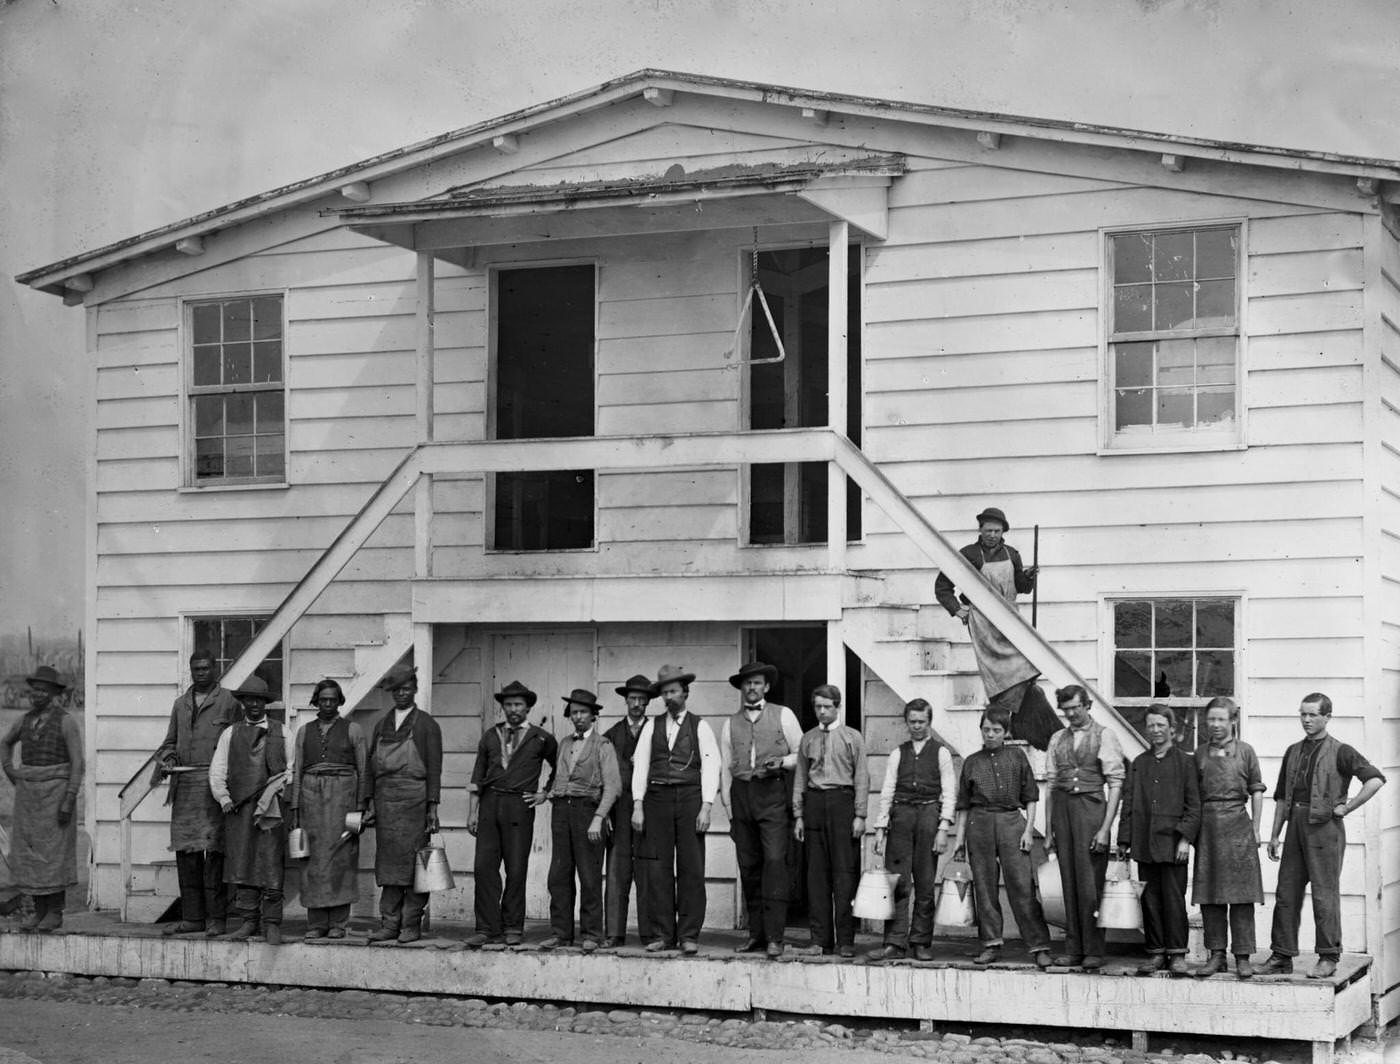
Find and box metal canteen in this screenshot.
[851,869,899,921]
[1096,860,1145,930]
[286,827,310,859]
[934,859,976,927]
[414,835,456,893]
[344,810,365,835]
[1036,852,1068,929]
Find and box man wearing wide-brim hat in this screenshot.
[719,661,802,958]
[541,689,621,951]
[465,679,559,948]
[603,674,655,946]
[208,674,291,944]
[362,663,443,944]
[629,664,721,954]
[1,665,83,932]
[933,507,1055,742]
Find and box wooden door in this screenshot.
[487,628,596,920]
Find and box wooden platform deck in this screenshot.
[0,912,1375,1064]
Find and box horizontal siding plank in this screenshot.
[95,330,178,370]
[96,364,178,402]
[1248,365,1364,408]
[97,299,180,335]
[1249,403,1363,445]
[597,293,733,340]
[96,457,179,494]
[1248,213,1364,256]
[866,347,1094,390]
[867,308,1096,356]
[287,316,416,356]
[96,482,383,523]
[94,617,182,651]
[1246,330,1363,371]
[286,278,482,322]
[135,242,418,301]
[293,350,413,390]
[97,396,179,431]
[517,124,809,169]
[597,400,735,435]
[1247,290,1363,336]
[1248,596,1364,639]
[599,255,736,301]
[887,165,1128,208]
[1249,637,1365,678]
[865,269,1096,322]
[865,232,1099,284]
[598,469,737,508]
[435,380,487,415]
[867,380,1093,426]
[866,417,1093,459]
[287,386,415,420]
[597,504,738,542]
[599,334,731,374]
[289,417,418,454]
[95,581,411,620]
[96,545,412,588]
[97,513,413,555]
[1248,248,1364,298]
[597,367,738,406]
[434,412,487,441]
[427,309,483,352]
[97,425,179,462]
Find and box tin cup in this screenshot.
[344,810,365,835]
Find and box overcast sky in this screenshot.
[3,0,1398,642]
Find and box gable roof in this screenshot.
[19,68,1400,298]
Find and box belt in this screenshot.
[553,794,601,804]
[893,798,938,806]
[485,788,535,798]
[647,780,699,788]
[805,785,854,793]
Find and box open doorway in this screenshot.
[491,264,595,551]
[746,244,862,545]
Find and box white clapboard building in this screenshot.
[18,70,1400,1023]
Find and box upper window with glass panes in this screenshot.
[1107,225,1240,449]
[188,295,286,485]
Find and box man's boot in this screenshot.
[18,896,41,932]
[222,919,258,941]
[1235,955,1255,979]
[35,892,64,933]
[367,921,399,943]
[263,924,282,946]
[1194,950,1228,977]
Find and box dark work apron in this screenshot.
[372,731,428,887]
[300,767,360,907]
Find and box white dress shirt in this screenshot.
[631,710,721,805]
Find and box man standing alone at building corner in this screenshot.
[933,508,1043,721]
[543,689,621,952]
[631,664,720,956]
[603,675,654,947]
[209,675,290,944]
[720,660,802,959]
[792,684,867,959]
[1263,693,1385,979]
[870,698,956,961]
[153,650,241,937]
[362,664,442,945]
[1,666,83,933]
[1116,704,1200,975]
[465,680,557,948]
[1044,684,1124,970]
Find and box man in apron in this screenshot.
[1,665,83,933]
[291,678,368,941]
[362,664,442,944]
[209,675,290,944]
[934,508,1055,741]
[154,651,242,936]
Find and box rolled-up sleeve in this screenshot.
[938,746,957,822]
[874,746,901,830]
[1098,728,1126,786]
[60,714,84,800]
[632,721,654,803]
[698,719,721,804]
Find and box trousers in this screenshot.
[474,789,536,936]
[885,802,939,946]
[232,883,285,927]
[1202,903,1256,956]
[1270,804,1344,958]
[175,850,227,925]
[1139,861,1189,954]
[804,788,858,949]
[1051,792,1108,957]
[965,807,1051,951]
[548,797,606,943]
[730,776,791,944]
[642,784,706,946]
[605,794,652,941]
[305,903,351,933]
[379,884,427,930]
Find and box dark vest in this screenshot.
[729,704,790,782]
[228,721,287,805]
[649,711,701,786]
[1050,720,1106,793]
[18,708,71,766]
[300,716,356,770]
[1283,734,1344,825]
[605,718,646,800]
[894,739,944,803]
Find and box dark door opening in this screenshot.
[492,264,595,551]
[747,244,862,545]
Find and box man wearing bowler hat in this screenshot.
[934,507,1045,721]
[720,660,802,958]
[466,679,558,947]
[604,675,655,946]
[542,689,621,951]
[1,666,83,932]
[362,664,442,944]
[631,665,720,954]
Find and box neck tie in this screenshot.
[504,727,520,763]
[815,726,830,773]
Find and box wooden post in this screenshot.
[827,220,849,569]
[415,251,436,581]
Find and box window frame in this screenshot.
[1098,218,1249,454]
[182,611,287,711]
[180,291,290,489]
[1099,591,1246,750]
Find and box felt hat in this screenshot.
[975,507,1010,531]
[379,663,418,691]
[615,674,655,699]
[493,679,538,708]
[309,678,346,707]
[650,664,696,695]
[235,675,272,701]
[561,688,604,716]
[25,665,68,692]
[728,660,778,689]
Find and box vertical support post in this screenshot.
[827,220,849,570]
[782,275,802,543]
[828,623,847,726]
[119,814,132,922]
[414,251,436,582]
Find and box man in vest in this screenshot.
[466,679,558,948]
[209,675,289,944]
[290,678,368,941]
[720,660,802,958]
[362,665,443,945]
[1263,693,1385,979]
[603,674,654,947]
[631,664,721,955]
[792,684,868,959]
[542,689,622,952]
[1043,684,1125,970]
[1,665,83,933]
[153,650,242,936]
[870,698,957,960]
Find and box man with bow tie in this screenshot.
[792,684,868,958]
[466,679,558,947]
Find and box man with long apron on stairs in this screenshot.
[363,664,442,945]
[934,507,1050,728]
[291,678,368,941]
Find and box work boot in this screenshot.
[222,920,258,941]
[18,898,41,932]
[205,918,227,938]
[1194,950,1228,977]
[973,946,1000,965]
[1308,957,1338,980]
[866,944,906,961]
[913,945,936,962]
[1260,954,1293,975]
[397,925,422,944]
[164,920,204,936]
[263,924,282,946]
[1168,956,1190,976]
[366,926,399,943]
[1235,955,1255,980]
[1136,954,1168,976]
[35,901,63,934]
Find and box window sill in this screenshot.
[1098,440,1245,457]
[178,481,291,494]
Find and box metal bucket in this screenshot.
[851,870,899,921]
[1036,853,1067,929]
[1096,860,1145,930]
[344,810,365,835]
[414,836,456,893]
[286,827,310,859]
[934,860,976,927]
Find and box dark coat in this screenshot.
[933,542,1035,616]
[1118,745,1201,863]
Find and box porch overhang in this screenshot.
[329,154,906,250]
